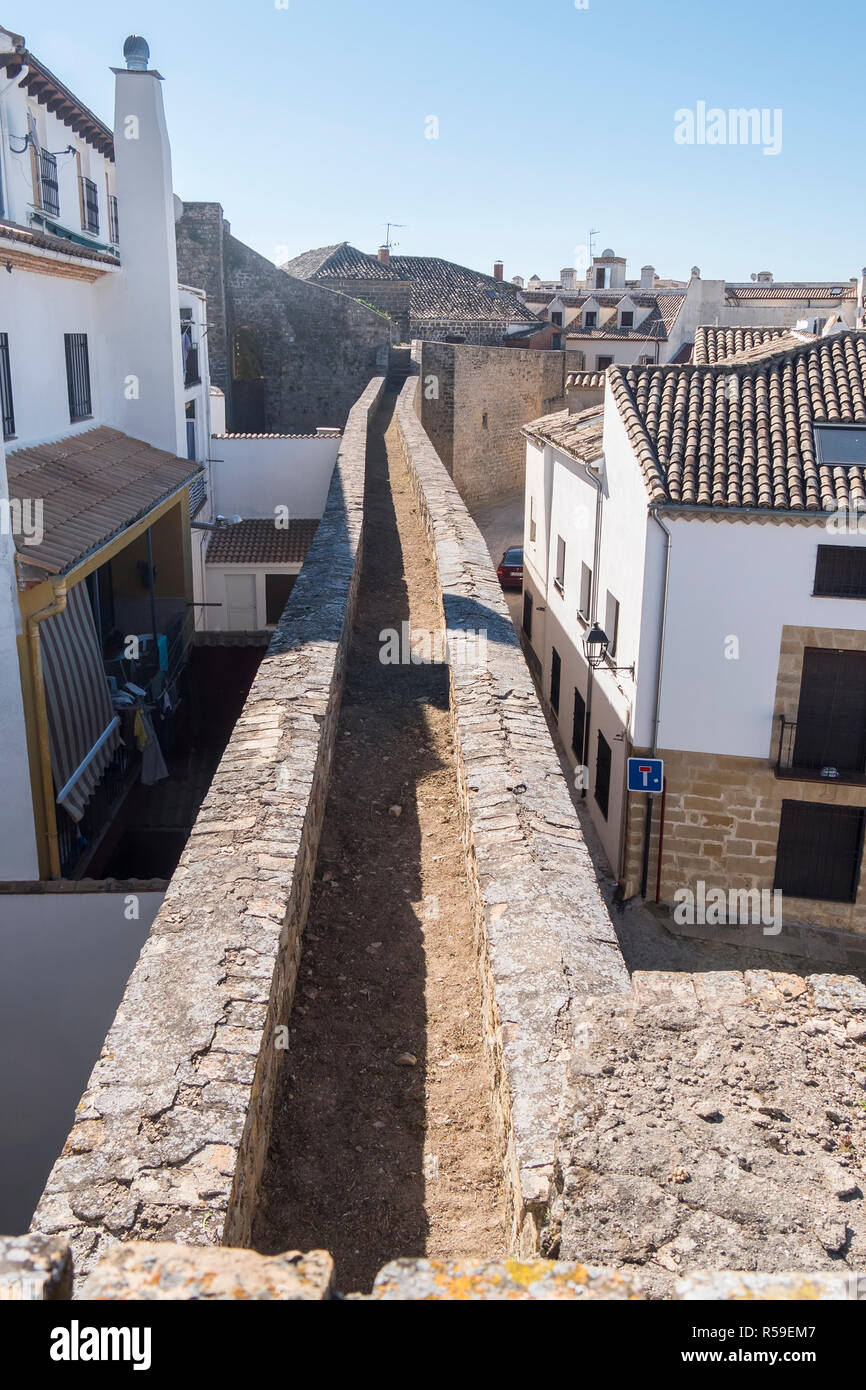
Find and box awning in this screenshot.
[40,582,123,822]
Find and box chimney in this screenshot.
[378,245,390,266]
[103,35,186,457]
[493,260,503,280]
[640,264,656,290]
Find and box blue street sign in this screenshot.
[627,757,664,793]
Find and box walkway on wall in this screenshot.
[252,392,506,1291]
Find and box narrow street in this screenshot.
[252,392,506,1292]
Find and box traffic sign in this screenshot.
[627,757,664,793]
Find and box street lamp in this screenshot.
[582,623,635,678]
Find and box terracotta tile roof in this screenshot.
[693,325,811,365]
[206,518,319,565]
[725,284,855,303]
[211,432,341,440]
[283,241,540,327]
[669,342,695,364]
[281,242,406,283]
[6,427,200,574]
[608,330,866,511]
[0,219,119,267]
[522,406,605,463]
[389,255,539,327]
[566,372,606,389]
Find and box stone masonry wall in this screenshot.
[30,377,385,1290]
[176,204,391,433]
[395,377,630,1255]
[417,342,567,504]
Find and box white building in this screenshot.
[0,26,211,880]
[522,329,866,939]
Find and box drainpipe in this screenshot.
[639,507,672,898]
[28,581,68,879]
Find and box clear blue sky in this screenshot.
[16,0,866,282]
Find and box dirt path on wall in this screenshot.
[252,392,506,1292]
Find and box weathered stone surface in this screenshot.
[369,1256,643,1300]
[675,1271,856,1300]
[0,1234,72,1300]
[395,379,630,1256]
[81,1242,334,1301]
[30,378,385,1289]
[557,973,866,1296]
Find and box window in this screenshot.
[522,590,533,639]
[596,355,614,370]
[791,647,866,778]
[0,334,14,439]
[595,731,612,818]
[620,310,634,328]
[551,311,563,327]
[266,573,297,625]
[185,400,197,462]
[595,268,606,289]
[814,425,866,467]
[64,333,92,422]
[605,591,620,659]
[550,647,561,714]
[572,687,586,762]
[37,149,60,217]
[774,800,865,902]
[554,535,566,594]
[584,311,597,328]
[80,176,99,234]
[181,310,200,387]
[108,194,120,244]
[814,545,866,598]
[551,333,562,351]
[529,496,537,545]
[578,561,592,620]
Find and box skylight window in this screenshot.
[814,425,866,467]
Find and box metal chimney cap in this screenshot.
[123,35,150,70]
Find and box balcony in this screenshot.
[775,713,866,786]
[38,150,60,217]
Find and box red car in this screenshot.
[497,546,524,589]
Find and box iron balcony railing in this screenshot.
[0,334,14,439]
[775,714,866,785]
[38,149,60,216]
[108,194,120,244]
[64,332,92,421]
[81,176,99,234]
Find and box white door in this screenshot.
[225,573,258,630]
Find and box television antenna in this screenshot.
[384,222,406,251]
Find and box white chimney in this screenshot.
[640,264,656,290]
[100,36,186,457]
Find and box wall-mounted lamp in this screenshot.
[582,623,634,678]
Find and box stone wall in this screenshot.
[176,204,391,433]
[30,377,385,1289]
[394,378,630,1255]
[416,341,566,504]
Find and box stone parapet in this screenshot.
[394,377,630,1255]
[29,377,385,1290]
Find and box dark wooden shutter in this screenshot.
[774,800,865,902]
[595,731,612,819]
[550,647,561,715]
[793,648,866,775]
[572,688,586,762]
[522,591,532,639]
[814,546,866,598]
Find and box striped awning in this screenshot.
[40,582,122,822]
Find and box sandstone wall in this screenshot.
[394,377,630,1255]
[417,341,567,504]
[30,377,385,1288]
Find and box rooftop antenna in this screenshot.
[384,222,406,251]
[589,228,599,262]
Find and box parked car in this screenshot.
[497,546,524,589]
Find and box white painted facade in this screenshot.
[522,386,866,879]
[0,28,212,881]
